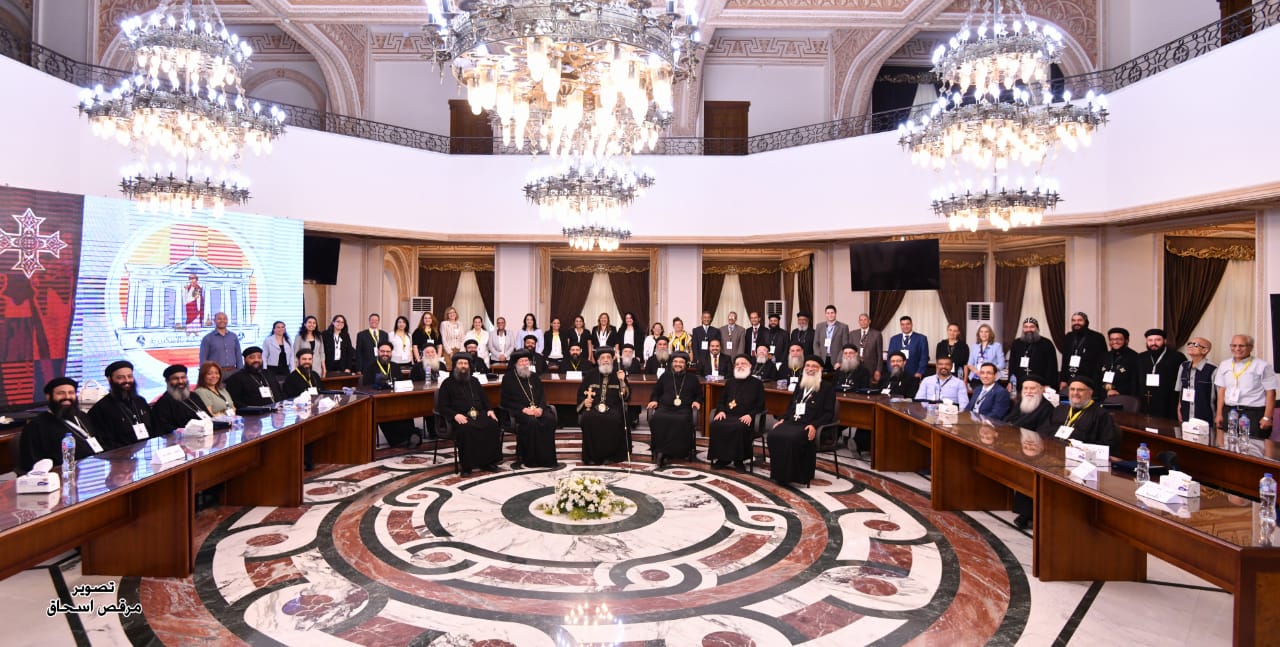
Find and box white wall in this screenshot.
[494,243,539,326]
[33,0,90,62]
[1099,228,1161,348]
[371,60,460,133]
[702,63,828,136]
[660,246,701,326]
[1103,0,1224,67]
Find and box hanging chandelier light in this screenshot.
[422,0,703,159]
[897,0,1107,172]
[563,225,632,252]
[931,175,1061,232]
[77,0,286,163]
[120,162,250,218]
[524,160,652,251]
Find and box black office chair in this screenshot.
[432,409,462,474]
[495,408,517,464]
[807,421,846,487]
[707,408,766,472]
[1103,395,1141,413]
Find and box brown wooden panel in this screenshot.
[82,471,193,577]
[1237,549,1280,647]
[704,100,749,155]
[309,397,374,465]
[973,450,1035,497]
[373,390,437,422]
[223,431,303,508]
[190,444,260,492]
[320,374,359,390]
[872,407,931,472]
[932,432,1011,511]
[837,398,876,428]
[1033,474,1146,582]
[1093,498,1237,591]
[0,494,132,581]
[449,99,493,154]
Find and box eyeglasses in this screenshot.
[1229,344,1252,348]
[1186,342,1204,348]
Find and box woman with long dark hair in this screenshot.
[293,315,327,377]
[322,314,355,375]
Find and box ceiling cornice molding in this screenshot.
[705,34,829,66]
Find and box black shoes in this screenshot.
[733,461,746,473]
[654,452,664,468]
[1014,514,1032,531]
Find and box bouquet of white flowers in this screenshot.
[539,474,629,520]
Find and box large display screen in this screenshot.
[66,196,303,402]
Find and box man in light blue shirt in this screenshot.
[199,312,242,374]
[914,357,968,408]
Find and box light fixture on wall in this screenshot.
[78,0,286,162]
[897,0,1107,172]
[524,160,652,251]
[931,175,1061,232]
[120,162,249,217]
[422,0,703,159]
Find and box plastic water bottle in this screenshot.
[1240,415,1252,443]
[60,433,76,474]
[1228,408,1240,437]
[1135,443,1150,484]
[1261,473,1277,526]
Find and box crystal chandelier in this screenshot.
[78,0,285,176]
[897,0,1107,172]
[524,161,654,223]
[422,0,703,159]
[120,162,249,217]
[931,176,1061,232]
[564,225,632,252]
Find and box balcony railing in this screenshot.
[2,0,1276,156]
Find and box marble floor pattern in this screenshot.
[0,427,1234,647]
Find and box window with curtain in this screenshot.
[1164,236,1258,358]
[887,290,949,344]
[581,272,622,329]
[713,273,748,327]
[1189,258,1255,360]
[994,245,1064,348]
[706,262,782,325]
[551,260,649,327]
[452,270,492,328]
[419,259,495,323]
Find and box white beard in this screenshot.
[167,386,189,400]
[843,355,860,370]
[598,362,613,374]
[733,366,750,379]
[515,365,531,379]
[1019,394,1043,414]
[799,372,822,392]
[788,356,803,370]
[756,356,768,364]
[655,349,670,362]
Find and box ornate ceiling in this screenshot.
[83,0,1100,125]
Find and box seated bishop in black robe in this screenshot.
[500,351,559,468]
[708,367,766,468]
[226,366,284,407]
[647,354,704,465]
[19,377,107,474]
[750,355,777,381]
[768,358,836,485]
[437,355,502,472]
[577,367,629,465]
[88,367,157,450]
[152,390,207,432]
[283,367,323,399]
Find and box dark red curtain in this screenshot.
[609,270,651,330]
[1040,262,1067,351]
[939,254,986,327]
[738,272,781,317]
[475,269,495,321]
[994,265,1027,344]
[550,268,592,324]
[1163,251,1228,348]
[702,274,725,317]
[869,291,906,331]
[418,268,460,317]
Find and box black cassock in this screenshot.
[283,369,323,399]
[18,410,105,474]
[437,375,502,470]
[1136,348,1187,419]
[648,370,704,460]
[88,393,157,450]
[768,380,835,484]
[226,369,284,407]
[152,392,206,432]
[577,370,629,464]
[708,376,765,464]
[501,372,558,467]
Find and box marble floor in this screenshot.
[0,427,1234,646]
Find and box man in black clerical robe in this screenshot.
[1004,374,1056,430]
[578,350,630,465]
[1136,328,1186,419]
[644,337,672,374]
[877,352,919,397]
[19,377,105,474]
[647,351,703,467]
[833,345,872,392]
[1102,327,1140,397]
[1057,312,1108,390]
[437,354,502,473]
[708,355,766,470]
[501,350,558,468]
[520,336,549,374]
[750,344,777,381]
[88,360,157,450]
[768,356,836,486]
[364,342,416,447]
[226,346,284,408]
[152,364,207,432]
[462,339,489,373]
[1008,317,1058,390]
[283,348,323,399]
[1037,377,1123,455]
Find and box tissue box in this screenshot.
[937,402,959,415]
[317,396,337,412]
[17,471,60,493]
[1066,440,1111,466]
[17,490,60,510]
[184,418,213,436]
[1159,471,1201,498]
[1182,418,1210,436]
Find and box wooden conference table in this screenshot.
[0,394,372,580]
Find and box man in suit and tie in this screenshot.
[698,339,731,379]
[886,315,929,379]
[814,305,851,370]
[854,313,885,383]
[745,311,765,358]
[355,313,390,374]
[690,311,722,358]
[720,311,746,356]
[965,362,1012,419]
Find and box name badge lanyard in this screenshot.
[253,372,277,403]
[295,368,314,389]
[1065,400,1093,428]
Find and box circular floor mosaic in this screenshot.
[155,446,1027,645]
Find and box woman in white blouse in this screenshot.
[966,323,1006,386]
[463,315,489,352]
[618,311,641,351]
[643,321,665,361]
[519,312,543,354]
[390,315,414,364]
[440,306,465,361]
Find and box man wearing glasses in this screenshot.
[1175,337,1216,424]
[1214,335,1278,438]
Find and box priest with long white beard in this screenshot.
[500,350,558,468]
[708,355,766,470]
[767,356,835,486]
[578,347,630,465]
[644,337,672,374]
[1003,374,1055,431]
[647,351,704,467]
